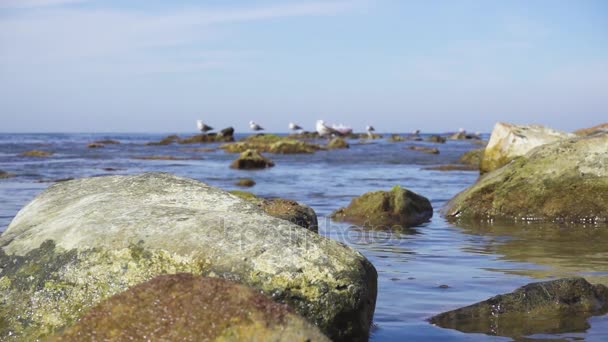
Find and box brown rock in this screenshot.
[230,149,275,170]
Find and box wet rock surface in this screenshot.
[331,185,433,228]
[429,277,608,338]
[51,274,330,342]
[221,134,322,154]
[443,133,608,223]
[0,170,14,178]
[230,149,275,169]
[0,173,376,341]
[327,137,349,149]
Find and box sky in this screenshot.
[0,0,607,133]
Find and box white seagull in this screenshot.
[249,121,264,131]
[366,125,375,138]
[412,129,421,136]
[196,120,213,134]
[316,120,339,137]
[289,122,303,131]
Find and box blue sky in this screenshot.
[0,0,606,133]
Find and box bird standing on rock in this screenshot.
[249,121,264,132]
[366,125,375,138]
[316,120,339,138]
[197,120,213,134]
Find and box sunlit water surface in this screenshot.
[1,133,607,341]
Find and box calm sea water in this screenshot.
[1,133,607,341]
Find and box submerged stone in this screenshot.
[235,178,256,187]
[408,146,439,154]
[20,150,53,157]
[331,185,433,228]
[443,133,608,223]
[230,149,275,169]
[0,170,14,179]
[0,173,376,341]
[51,274,330,342]
[429,277,608,338]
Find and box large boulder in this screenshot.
[331,185,433,228]
[429,277,608,338]
[443,133,608,223]
[0,173,377,341]
[459,148,484,167]
[480,122,573,173]
[52,274,330,341]
[221,134,322,154]
[230,149,275,170]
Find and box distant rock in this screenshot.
[87,142,104,148]
[52,274,330,342]
[235,178,256,187]
[574,123,608,136]
[429,277,608,338]
[449,131,479,140]
[132,155,200,161]
[331,185,433,228]
[0,170,15,179]
[92,139,120,145]
[387,134,405,142]
[443,133,608,223]
[221,134,322,154]
[458,148,484,167]
[408,146,439,154]
[480,122,573,173]
[230,149,275,170]
[0,173,377,341]
[178,133,234,144]
[20,150,53,157]
[426,135,446,144]
[218,126,235,138]
[327,137,349,149]
[145,134,179,146]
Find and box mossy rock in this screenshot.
[423,164,478,172]
[0,173,376,341]
[429,277,608,338]
[331,185,433,228]
[178,133,234,144]
[221,135,321,154]
[458,148,484,167]
[20,150,53,157]
[145,134,179,146]
[51,274,330,342]
[230,149,275,170]
[426,135,446,143]
[235,178,256,187]
[443,133,608,223]
[387,135,405,142]
[327,137,349,149]
[408,146,439,154]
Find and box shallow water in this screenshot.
[1,132,607,341]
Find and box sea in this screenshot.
[1,132,607,341]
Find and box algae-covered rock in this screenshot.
[331,185,433,228]
[458,148,484,167]
[221,134,322,154]
[429,277,608,338]
[145,134,179,146]
[327,137,349,149]
[387,134,405,142]
[408,146,439,154]
[0,173,376,341]
[230,149,275,170]
[574,123,608,136]
[480,122,573,173]
[423,164,478,172]
[426,135,446,143]
[235,178,256,187]
[178,133,234,144]
[230,191,318,232]
[443,133,608,223]
[20,150,53,157]
[52,274,330,342]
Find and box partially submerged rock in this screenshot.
[327,137,349,149]
[230,191,318,232]
[218,126,235,138]
[0,170,15,179]
[146,134,179,146]
[408,145,439,154]
[0,173,377,341]
[20,150,53,157]
[480,122,573,173]
[230,149,275,170]
[331,185,433,228]
[132,155,199,161]
[87,142,104,148]
[52,274,330,342]
[93,139,120,145]
[235,178,256,187]
[426,135,446,143]
[458,148,484,167]
[387,134,405,142]
[443,133,608,223]
[178,133,234,144]
[221,134,322,154]
[429,277,608,338]
[423,164,477,172]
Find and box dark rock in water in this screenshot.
[0,170,15,179]
[408,145,439,154]
[51,274,330,342]
[20,149,53,157]
[87,142,104,148]
[426,135,446,144]
[0,173,377,341]
[331,185,433,228]
[235,178,256,187]
[327,137,349,149]
[218,126,235,137]
[429,277,608,338]
[230,191,318,232]
[145,134,179,146]
[92,139,120,145]
[230,149,275,169]
[388,134,405,142]
[178,133,234,144]
[221,134,322,154]
[443,133,608,223]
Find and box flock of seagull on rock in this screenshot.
[197,119,377,138]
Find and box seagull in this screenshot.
[289,122,303,131]
[366,125,375,138]
[316,120,339,137]
[412,129,421,136]
[249,121,264,131]
[196,120,213,134]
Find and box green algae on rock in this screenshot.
[480,122,573,173]
[429,277,608,338]
[331,185,433,228]
[221,134,322,154]
[0,173,376,341]
[458,148,484,167]
[443,133,608,223]
[327,137,349,149]
[230,149,275,169]
[235,178,256,187]
[20,150,53,157]
[51,274,330,342]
